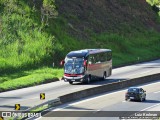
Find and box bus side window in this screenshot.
[108,52,112,61]
[107,52,112,61]
[100,52,106,62]
[103,52,108,62]
[95,54,101,64]
[88,57,92,65]
[88,55,95,65]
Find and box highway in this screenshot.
[39,80,160,120]
[0,59,160,111]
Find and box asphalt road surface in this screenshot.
[0,59,160,111]
[39,80,160,120]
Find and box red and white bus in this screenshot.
[60,49,112,84]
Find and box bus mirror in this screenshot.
[60,60,65,66]
[83,60,87,66]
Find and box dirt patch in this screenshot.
[55,0,160,39]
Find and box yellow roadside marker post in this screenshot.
[40,93,45,100]
[0,117,4,120]
[15,104,20,110]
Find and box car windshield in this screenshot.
[128,88,139,93]
[64,58,84,74]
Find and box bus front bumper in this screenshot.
[63,75,85,82]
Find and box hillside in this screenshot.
[54,0,160,65]
[0,0,160,91]
[56,0,160,37]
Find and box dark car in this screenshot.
[125,87,146,102]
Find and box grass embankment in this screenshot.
[93,31,160,66]
[0,0,63,92]
[0,0,160,92]
[0,67,63,91]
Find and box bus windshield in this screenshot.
[64,58,84,74]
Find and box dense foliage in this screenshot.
[0,0,160,91]
[0,0,56,74]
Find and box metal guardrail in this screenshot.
[13,98,61,120]
[59,73,160,103]
[26,98,61,111]
[13,73,160,120]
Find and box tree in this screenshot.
[146,0,160,6]
[41,0,58,26]
[146,0,160,15]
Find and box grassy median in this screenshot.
[0,67,63,92]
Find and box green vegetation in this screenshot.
[0,0,55,73]
[0,67,63,91]
[0,0,160,92]
[0,0,62,91]
[32,105,48,112]
[146,0,160,15]
[146,0,160,6]
[92,31,160,66]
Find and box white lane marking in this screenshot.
[96,109,101,111]
[35,81,160,120]
[140,103,160,111]
[11,78,159,104]
[154,91,160,94]
[36,116,42,120]
[70,80,160,106]
[139,70,151,74]
[122,101,126,103]
[51,90,126,111]
[52,80,160,111]
[53,106,69,111]
[7,78,160,107]
[127,70,151,77]
[92,109,101,113]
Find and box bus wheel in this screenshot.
[109,68,112,76]
[102,72,106,80]
[87,75,91,84]
[69,81,73,84]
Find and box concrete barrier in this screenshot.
[59,73,160,103]
[20,73,160,119]
[13,98,61,120]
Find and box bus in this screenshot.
[60,49,112,84]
